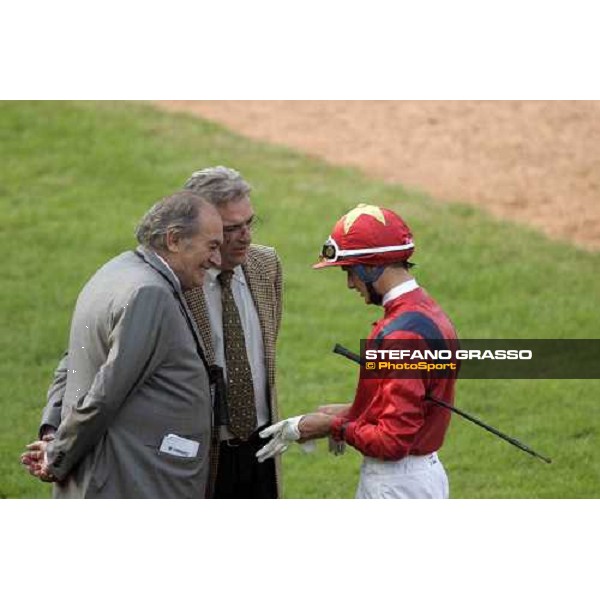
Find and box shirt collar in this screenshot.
[153,251,179,283]
[206,265,246,286]
[382,278,419,306]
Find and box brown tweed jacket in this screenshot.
[184,244,283,498]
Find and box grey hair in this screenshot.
[135,190,209,251]
[183,165,251,206]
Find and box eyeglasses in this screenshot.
[223,215,257,235]
[319,236,415,263]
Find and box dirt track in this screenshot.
[155,101,600,251]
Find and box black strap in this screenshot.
[134,250,228,425]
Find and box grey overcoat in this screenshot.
[46,246,212,498]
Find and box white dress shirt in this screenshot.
[382,278,420,306]
[154,252,178,283]
[203,266,269,439]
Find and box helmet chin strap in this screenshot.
[353,265,385,305]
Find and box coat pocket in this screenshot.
[145,431,205,462]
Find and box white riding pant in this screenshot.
[356,452,449,499]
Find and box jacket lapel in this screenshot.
[135,246,207,358]
[183,286,215,363]
[242,250,273,357]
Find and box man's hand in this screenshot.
[298,413,334,440]
[317,403,351,417]
[20,439,56,483]
[256,412,336,462]
[256,416,303,463]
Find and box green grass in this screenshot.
[1,100,598,498]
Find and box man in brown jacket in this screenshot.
[183,166,283,498]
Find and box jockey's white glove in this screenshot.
[256,415,303,463]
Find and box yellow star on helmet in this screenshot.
[343,203,386,234]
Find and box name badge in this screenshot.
[159,434,200,458]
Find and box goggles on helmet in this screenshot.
[320,236,415,264]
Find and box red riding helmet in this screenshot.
[313,203,415,269]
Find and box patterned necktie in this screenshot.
[218,270,257,440]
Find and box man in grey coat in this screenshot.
[21,191,223,498]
